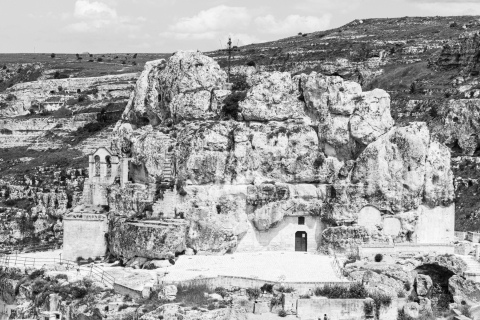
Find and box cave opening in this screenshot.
[414,264,455,317]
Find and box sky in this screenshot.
[1,0,480,53]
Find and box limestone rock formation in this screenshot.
[108,51,455,257]
[345,261,414,297]
[122,59,166,126]
[449,275,480,305]
[415,274,432,296]
[239,71,304,121]
[123,51,228,126]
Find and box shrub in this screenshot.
[207,304,215,310]
[51,53,56,58]
[246,61,256,67]
[32,279,49,295]
[299,294,311,299]
[214,287,228,298]
[374,254,383,262]
[278,309,287,317]
[97,58,103,62]
[29,269,45,280]
[83,278,93,288]
[277,286,295,293]
[315,283,368,299]
[246,287,261,301]
[223,91,247,118]
[369,291,392,319]
[52,106,72,118]
[118,304,129,311]
[72,285,88,299]
[76,256,85,264]
[261,283,274,294]
[176,284,211,307]
[55,274,68,281]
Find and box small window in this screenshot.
[298,217,305,225]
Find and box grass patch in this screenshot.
[0,147,87,176]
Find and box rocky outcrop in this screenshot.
[449,275,480,305]
[415,274,432,296]
[123,52,228,126]
[436,31,480,75]
[108,51,454,256]
[240,72,304,121]
[109,219,187,260]
[0,73,136,117]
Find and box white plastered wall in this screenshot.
[236,216,324,252]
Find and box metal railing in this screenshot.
[0,253,115,288]
[0,243,61,254]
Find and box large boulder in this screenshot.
[122,51,227,126]
[122,59,166,126]
[239,72,304,121]
[349,89,394,145]
[299,72,393,160]
[403,302,420,319]
[449,275,480,305]
[415,274,433,296]
[159,51,227,122]
[351,122,430,212]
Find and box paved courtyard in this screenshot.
[162,251,346,283]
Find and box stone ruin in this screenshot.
[63,51,455,261]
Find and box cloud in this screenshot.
[254,14,331,34]
[169,5,251,34]
[412,1,480,14]
[66,0,143,34]
[160,5,253,41]
[161,5,330,43]
[74,0,117,20]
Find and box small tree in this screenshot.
[51,53,56,58]
[133,53,137,59]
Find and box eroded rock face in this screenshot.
[108,219,187,260]
[415,274,433,296]
[239,72,304,121]
[108,51,455,256]
[449,275,480,305]
[346,261,414,297]
[123,59,166,126]
[299,72,394,160]
[352,123,430,212]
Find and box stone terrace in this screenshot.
[162,252,346,283]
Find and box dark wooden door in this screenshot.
[295,231,307,252]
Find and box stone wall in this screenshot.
[63,213,108,261]
[415,204,455,243]
[359,244,455,259]
[296,297,405,320]
[162,275,353,293]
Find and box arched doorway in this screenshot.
[295,231,307,252]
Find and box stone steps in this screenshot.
[458,255,480,275]
[161,152,174,183]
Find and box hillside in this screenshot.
[208,15,480,231]
[1,14,480,246]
